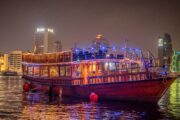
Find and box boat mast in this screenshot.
[124,39,128,58]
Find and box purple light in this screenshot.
[135,49,139,51]
[82,48,86,52]
[112,46,116,51]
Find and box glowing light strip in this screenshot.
[22,58,141,66]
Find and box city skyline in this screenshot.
[0,0,180,57]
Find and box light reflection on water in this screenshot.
[0,76,179,120]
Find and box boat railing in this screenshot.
[23,75,73,86]
[23,66,162,86]
[70,67,161,85]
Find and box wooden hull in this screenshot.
[23,76,176,103]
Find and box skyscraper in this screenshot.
[9,51,22,74]
[171,50,180,72]
[34,28,55,54]
[158,33,173,68]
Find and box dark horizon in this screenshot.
[0,0,180,57]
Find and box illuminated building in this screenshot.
[0,53,9,72]
[34,28,55,54]
[158,33,173,68]
[55,40,62,52]
[9,51,22,74]
[171,50,180,72]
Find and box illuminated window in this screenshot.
[28,66,33,76]
[89,63,96,72]
[66,66,71,76]
[41,66,48,77]
[50,66,59,77]
[109,62,116,71]
[60,66,65,76]
[158,38,163,47]
[23,66,28,75]
[73,65,82,78]
[104,62,109,71]
[34,66,40,76]
[104,62,116,71]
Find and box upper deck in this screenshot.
[22,51,72,64]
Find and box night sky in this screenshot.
[0,0,180,57]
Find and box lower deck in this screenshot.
[23,76,176,102]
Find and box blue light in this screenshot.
[121,47,125,50]
[101,46,106,51]
[75,48,79,53]
[176,51,180,55]
[90,47,95,52]
[135,48,139,52]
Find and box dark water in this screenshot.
[0,76,179,120]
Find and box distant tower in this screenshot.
[158,33,173,67]
[34,28,55,54]
[91,34,110,51]
[55,40,62,52]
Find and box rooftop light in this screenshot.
[47,28,54,33]
[37,28,45,32]
[96,34,103,39]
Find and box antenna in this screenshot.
[124,39,128,58]
[124,39,128,49]
[74,42,77,49]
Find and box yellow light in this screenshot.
[47,28,54,33]
[96,34,103,39]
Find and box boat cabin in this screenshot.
[22,49,158,85]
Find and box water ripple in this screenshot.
[0,77,179,120]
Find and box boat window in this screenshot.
[116,62,120,70]
[104,62,109,71]
[60,66,65,76]
[49,54,56,63]
[23,65,28,75]
[73,65,82,78]
[121,63,128,71]
[89,63,96,72]
[50,66,59,77]
[59,55,63,62]
[104,62,116,71]
[64,55,71,62]
[41,66,48,77]
[66,66,71,76]
[28,66,33,76]
[109,62,116,71]
[34,66,40,77]
[131,63,138,73]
